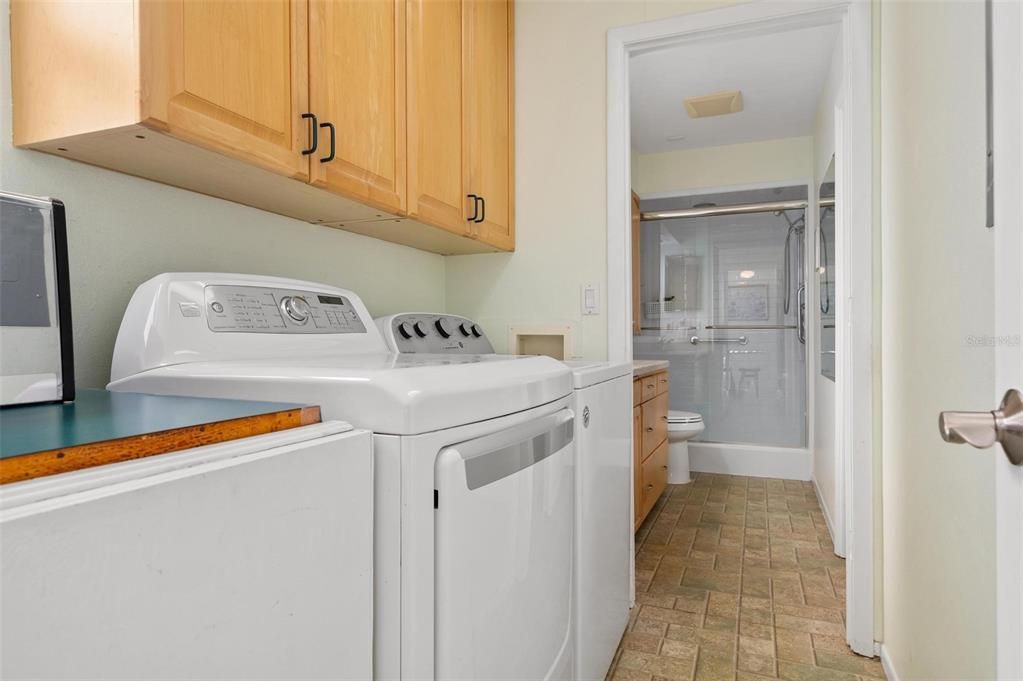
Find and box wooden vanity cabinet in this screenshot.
[634,370,669,530]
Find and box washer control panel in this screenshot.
[204,285,367,334]
[377,313,494,353]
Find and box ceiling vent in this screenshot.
[684,90,744,118]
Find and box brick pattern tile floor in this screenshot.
[605,473,886,681]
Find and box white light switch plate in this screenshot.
[581,283,600,316]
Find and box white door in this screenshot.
[993,1,1023,676]
[882,0,1020,676]
[942,1,1023,675]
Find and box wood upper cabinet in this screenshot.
[406,0,469,236]
[11,0,512,254]
[309,0,406,213]
[140,0,310,180]
[465,0,514,250]
[407,0,514,249]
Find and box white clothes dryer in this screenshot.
[377,314,634,681]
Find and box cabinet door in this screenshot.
[641,392,668,460]
[465,0,514,250]
[308,0,406,213]
[641,441,668,520]
[407,0,472,236]
[140,0,310,180]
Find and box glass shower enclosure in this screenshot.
[633,187,809,449]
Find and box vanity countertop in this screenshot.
[632,359,670,379]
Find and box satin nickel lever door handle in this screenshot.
[939,389,1023,465]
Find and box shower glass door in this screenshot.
[634,190,808,448]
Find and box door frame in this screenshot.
[993,0,1023,676]
[606,0,876,655]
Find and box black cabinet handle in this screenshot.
[301,113,318,155]
[475,196,486,224]
[319,122,336,163]
[466,193,479,222]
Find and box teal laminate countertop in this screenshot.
[0,389,320,484]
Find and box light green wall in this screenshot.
[633,136,813,196]
[880,0,995,676]
[0,3,446,389]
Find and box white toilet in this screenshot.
[666,410,705,484]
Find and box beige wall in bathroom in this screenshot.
[0,0,446,389]
[445,0,742,357]
[880,0,996,677]
[632,136,813,196]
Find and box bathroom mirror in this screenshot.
[818,156,836,381]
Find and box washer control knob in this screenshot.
[471,324,482,338]
[413,321,429,338]
[397,321,414,339]
[435,318,453,338]
[281,296,311,324]
[459,322,473,337]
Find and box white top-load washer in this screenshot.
[107,274,576,681]
[377,314,634,681]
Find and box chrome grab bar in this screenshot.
[796,284,807,345]
[689,335,748,345]
[705,325,797,330]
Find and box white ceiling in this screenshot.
[629,23,840,154]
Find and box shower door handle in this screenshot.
[796,284,806,345]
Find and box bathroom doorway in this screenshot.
[606,0,876,657]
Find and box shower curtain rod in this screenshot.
[640,197,835,222]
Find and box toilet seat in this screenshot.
[667,410,703,425]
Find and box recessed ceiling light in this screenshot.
[739,270,756,279]
[684,90,744,118]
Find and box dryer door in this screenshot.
[434,409,575,681]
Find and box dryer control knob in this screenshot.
[281,296,311,324]
[471,324,482,338]
[413,321,429,338]
[435,318,453,338]
[398,321,414,339]
[459,322,473,337]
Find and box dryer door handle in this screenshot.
[442,410,574,491]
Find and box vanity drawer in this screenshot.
[640,440,668,520]
[654,371,669,396]
[640,374,659,402]
[641,392,668,459]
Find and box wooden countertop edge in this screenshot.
[633,363,670,380]
[0,405,321,485]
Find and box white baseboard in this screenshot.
[688,443,812,481]
[812,476,846,558]
[880,644,900,681]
